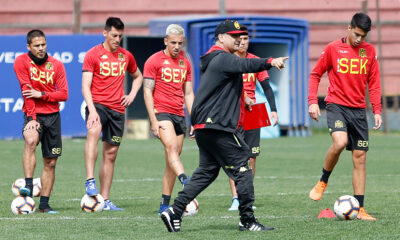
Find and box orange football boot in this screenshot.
[357,207,376,221]
[309,180,327,201]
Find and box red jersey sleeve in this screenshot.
[308,44,332,105]
[42,62,69,102]
[185,58,192,82]
[126,51,138,74]
[143,55,159,80]
[367,50,382,114]
[257,70,269,82]
[14,56,37,120]
[82,49,97,73]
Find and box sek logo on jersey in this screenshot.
[99,61,127,77]
[30,65,55,84]
[337,58,368,74]
[161,67,187,83]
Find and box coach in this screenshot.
[161,19,288,232]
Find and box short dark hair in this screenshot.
[27,29,45,44]
[350,12,371,32]
[240,25,249,35]
[105,17,124,31]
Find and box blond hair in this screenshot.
[166,24,185,37]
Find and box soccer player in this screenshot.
[143,24,194,215]
[308,13,382,221]
[228,25,279,211]
[160,20,288,232]
[14,29,69,213]
[82,17,143,211]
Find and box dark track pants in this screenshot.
[172,128,255,222]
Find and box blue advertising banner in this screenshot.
[0,35,103,139]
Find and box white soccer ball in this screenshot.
[33,178,41,197]
[11,178,26,196]
[11,178,25,196]
[183,199,199,216]
[334,195,360,220]
[11,196,36,215]
[11,178,41,197]
[81,194,105,212]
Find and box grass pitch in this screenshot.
[1,133,399,239]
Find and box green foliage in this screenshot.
[1,133,399,239]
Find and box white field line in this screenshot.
[2,212,400,221]
[0,214,310,221]
[67,196,152,202]
[0,174,400,187]
[3,174,399,186]
[3,213,400,221]
[113,178,161,182]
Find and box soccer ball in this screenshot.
[11,178,25,196]
[33,178,41,197]
[11,196,36,215]
[183,198,199,216]
[80,194,105,212]
[11,178,41,197]
[334,195,360,220]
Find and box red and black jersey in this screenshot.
[242,52,269,102]
[143,50,192,116]
[308,38,381,114]
[14,53,69,120]
[82,44,137,113]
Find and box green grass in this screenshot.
[1,133,399,239]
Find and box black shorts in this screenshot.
[86,103,125,146]
[23,112,62,158]
[195,129,251,179]
[156,113,186,136]
[326,103,369,151]
[244,128,260,157]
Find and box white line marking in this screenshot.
[3,174,399,187]
[0,214,304,221]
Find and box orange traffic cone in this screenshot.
[318,208,336,218]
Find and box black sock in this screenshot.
[25,178,33,196]
[86,178,95,182]
[354,195,364,207]
[161,194,171,205]
[178,174,187,185]
[25,178,33,187]
[319,168,332,183]
[39,196,50,209]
